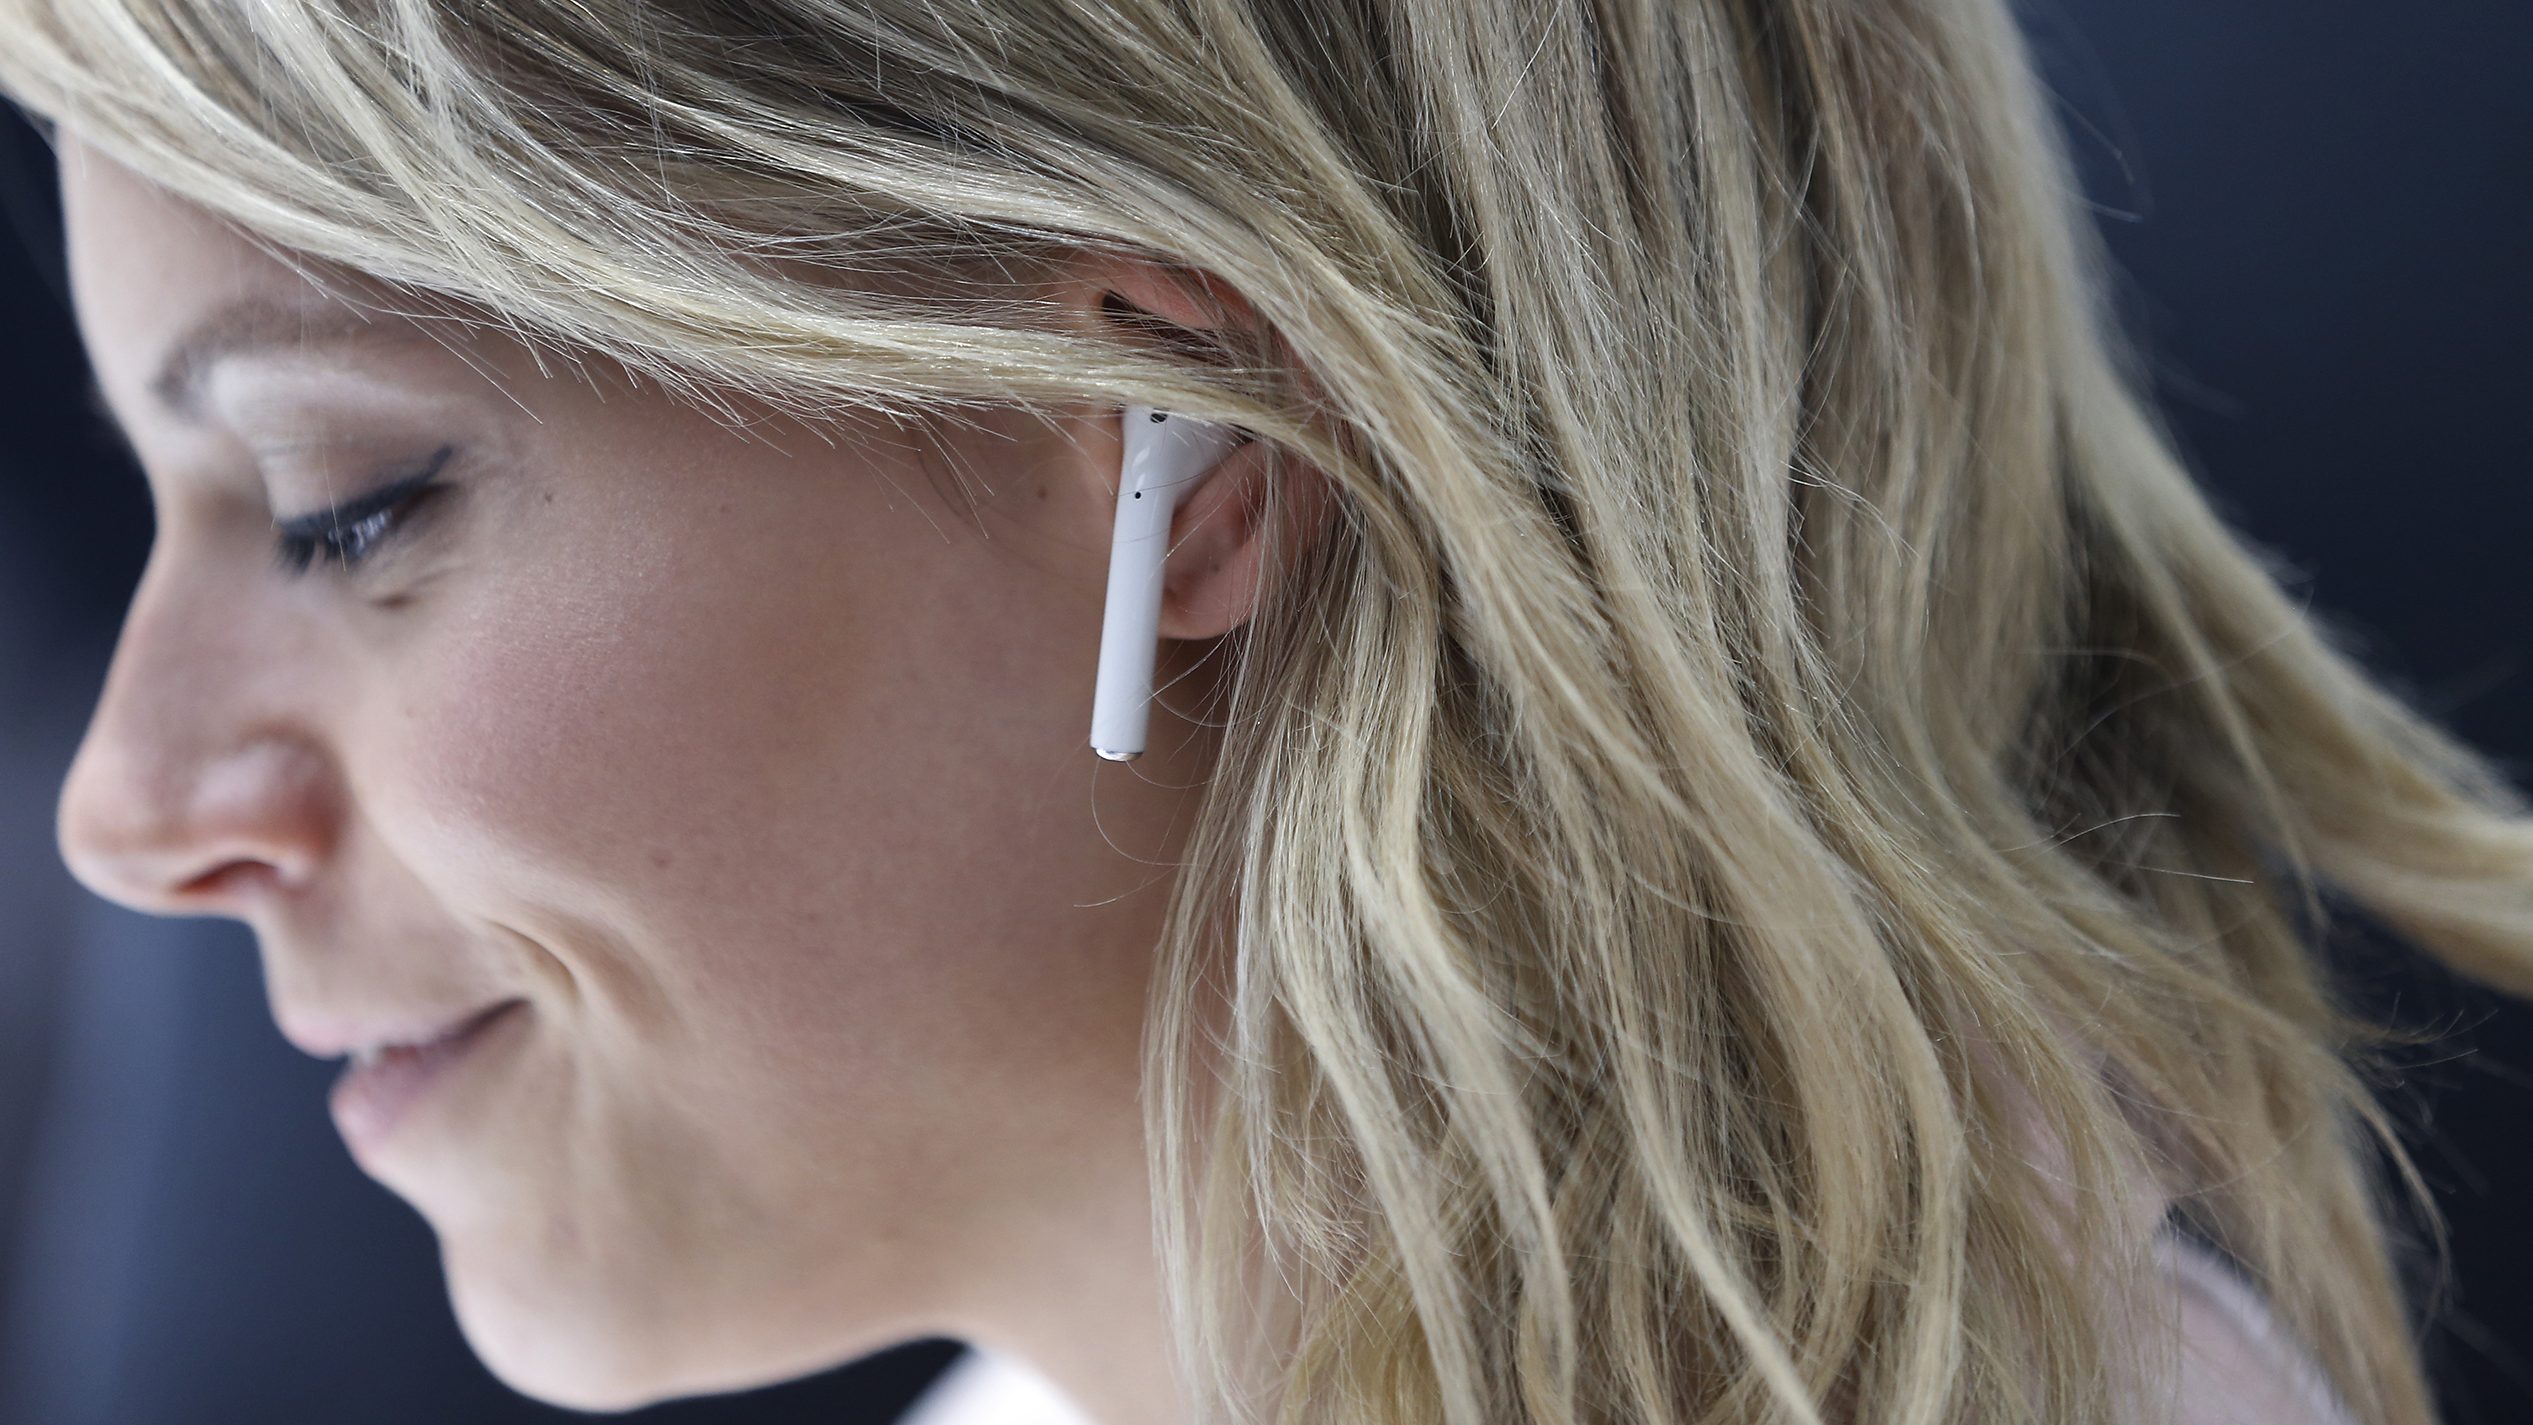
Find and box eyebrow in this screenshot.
[153,295,432,420]
[84,294,438,456]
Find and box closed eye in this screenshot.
[272,445,456,577]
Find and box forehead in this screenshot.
[49,129,859,450]
[56,133,487,423]
[53,133,613,445]
[59,132,349,356]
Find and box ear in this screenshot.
[1052,253,1337,640]
[1154,429,1332,640]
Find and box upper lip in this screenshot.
[278,998,524,1060]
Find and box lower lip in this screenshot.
[329,999,527,1160]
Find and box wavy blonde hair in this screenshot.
[7,2,2530,1422]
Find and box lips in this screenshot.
[345,1000,519,1069]
[328,998,529,1159]
[280,998,528,1062]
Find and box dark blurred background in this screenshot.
[2,1,2527,1421]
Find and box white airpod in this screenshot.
[1090,404,1246,760]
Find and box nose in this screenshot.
[55,551,337,920]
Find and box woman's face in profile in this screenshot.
[47,133,1226,1408]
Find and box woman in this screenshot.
[4,1,2525,1422]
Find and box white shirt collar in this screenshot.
[893,1347,1104,1425]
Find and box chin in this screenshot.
[443,1249,866,1413]
[440,1252,695,1413]
[456,1306,655,1412]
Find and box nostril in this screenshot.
[54,720,333,913]
[178,857,285,902]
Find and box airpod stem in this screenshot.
[1089,405,1245,759]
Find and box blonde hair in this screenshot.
[7,2,2529,1422]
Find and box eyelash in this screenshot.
[270,445,456,578]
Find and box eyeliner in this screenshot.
[274,444,456,539]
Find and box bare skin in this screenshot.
[50,130,1328,1420]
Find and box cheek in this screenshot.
[378,481,1144,1124]
[342,454,1180,1368]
